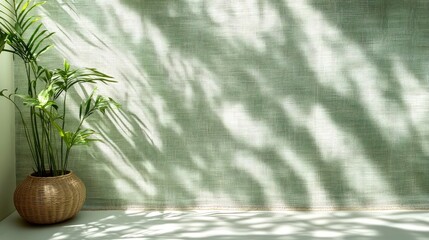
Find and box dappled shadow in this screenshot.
[13,0,429,210]
[2,210,429,239]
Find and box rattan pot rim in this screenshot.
[29,170,73,179]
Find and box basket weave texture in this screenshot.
[14,171,86,224]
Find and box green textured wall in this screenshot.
[15,0,429,210]
[0,49,15,220]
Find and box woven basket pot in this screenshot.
[14,171,86,224]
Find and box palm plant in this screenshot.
[0,0,119,176]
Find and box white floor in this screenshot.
[0,210,429,240]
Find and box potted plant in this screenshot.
[0,0,119,224]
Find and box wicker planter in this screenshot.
[14,171,86,224]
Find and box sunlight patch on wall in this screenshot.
[99,146,157,197]
[245,68,277,97]
[308,105,358,163]
[219,102,274,149]
[280,96,309,127]
[278,146,333,208]
[190,154,208,170]
[95,0,143,45]
[173,166,202,194]
[197,67,223,109]
[144,19,169,59]
[392,56,429,155]
[152,96,183,136]
[232,150,286,209]
[308,105,396,205]
[207,0,284,53]
[285,0,353,97]
[281,97,397,206]
[144,18,223,111]
[113,179,134,195]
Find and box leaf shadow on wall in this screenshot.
[304,0,429,204]
[16,0,428,210]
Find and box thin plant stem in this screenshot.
[60,92,67,172]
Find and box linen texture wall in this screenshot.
[15,0,429,210]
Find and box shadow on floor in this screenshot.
[1,210,429,240]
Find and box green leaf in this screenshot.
[21,1,29,12]
[64,59,70,71]
[32,32,54,55]
[17,1,46,28]
[0,89,8,97]
[73,129,97,145]
[0,2,15,16]
[22,16,41,33]
[0,8,15,29]
[34,44,52,58]
[19,95,39,107]
[61,131,75,148]
[60,129,98,148]
[79,102,83,120]
[38,100,57,109]
[27,25,46,48]
[0,31,6,52]
[37,88,51,106]
[84,97,92,116]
